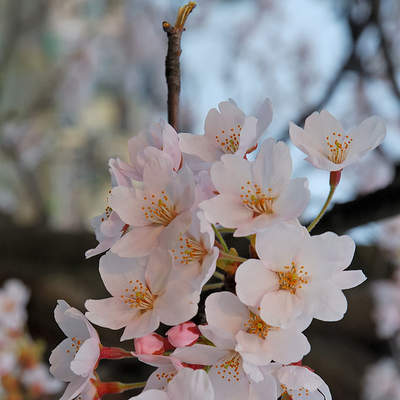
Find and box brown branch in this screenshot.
[163,2,196,131]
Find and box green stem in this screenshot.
[307,184,337,232]
[212,224,229,252]
[213,271,225,280]
[218,227,235,233]
[219,250,247,263]
[202,282,224,291]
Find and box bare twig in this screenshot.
[163,2,196,130]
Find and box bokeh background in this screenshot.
[1,0,400,399]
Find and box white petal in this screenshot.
[60,377,89,400]
[70,338,100,377]
[260,291,304,328]
[248,372,277,400]
[179,133,221,162]
[236,260,279,307]
[49,338,76,382]
[121,311,160,340]
[312,282,348,321]
[173,344,230,366]
[129,390,169,400]
[332,269,366,290]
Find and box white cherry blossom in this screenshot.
[49,300,100,400]
[235,222,366,328]
[200,138,310,236]
[179,98,272,163]
[85,251,200,340]
[130,368,214,400]
[109,155,194,257]
[289,110,386,171]
[21,363,63,396]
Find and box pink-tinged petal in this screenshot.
[161,121,182,171]
[197,248,219,288]
[85,298,137,330]
[101,211,125,237]
[170,167,195,213]
[233,214,276,237]
[249,371,277,400]
[332,270,366,290]
[99,252,147,297]
[166,322,200,348]
[134,333,166,356]
[179,133,221,162]
[121,311,160,340]
[297,232,355,277]
[49,338,76,382]
[208,354,249,400]
[110,186,147,226]
[156,281,199,326]
[167,369,215,400]
[273,178,310,220]
[111,225,164,257]
[198,211,214,250]
[85,237,115,259]
[205,292,249,337]
[265,329,310,364]
[200,194,252,228]
[70,338,100,377]
[130,389,169,400]
[260,291,304,328]
[312,283,348,322]
[254,98,273,139]
[252,139,292,195]
[174,344,230,366]
[242,361,264,383]
[276,365,324,392]
[345,116,386,164]
[237,116,258,156]
[255,223,308,268]
[60,377,89,400]
[210,154,252,195]
[143,149,175,192]
[146,249,173,294]
[145,365,177,391]
[138,354,180,369]
[235,260,279,307]
[109,158,132,187]
[158,212,192,250]
[199,325,237,350]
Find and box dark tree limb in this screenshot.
[163,2,196,131]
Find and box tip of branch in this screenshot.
[175,1,196,30]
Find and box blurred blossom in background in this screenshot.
[1,0,400,399]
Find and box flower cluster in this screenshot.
[50,99,385,399]
[0,279,62,399]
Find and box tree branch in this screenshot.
[163,2,196,130]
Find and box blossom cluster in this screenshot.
[0,279,62,399]
[50,99,386,399]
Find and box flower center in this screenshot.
[155,370,176,390]
[215,125,242,154]
[65,337,82,355]
[244,312,273,339]
[240,181,276,216]
[277,262,309,294]
[215,352,241,383]
[121,280,154,310]
[141,191,177,226]
[280,385,311,399]
[325,132,352,164]
[171,234,208,265]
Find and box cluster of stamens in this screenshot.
[65,337,82,355]
[244,312,273,340]
[101,189,113,222]
[277,262,309,294]
[240,181,275,216]
[215,353,241,383]
[215,124,242,154]
[171,234,207,265]
[155,370,176,390]
[141,190,177,226]
[280,384,311,398]
[325,131,352,164]
[120,280,154,310]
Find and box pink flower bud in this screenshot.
[166,322,200,348]
[134,333,166,355]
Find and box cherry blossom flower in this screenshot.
[130,368,214,400]
[49,300,100,400]
[169,211,219,289]
[0,279,30,332]
[200,138,310,236]
[235,222,366,328]
[289,110,386,171]
[179,98,272,162]
[116,119,181,181]
[85,159,131,259]
[267,363,332,400]
[21,363,63,396]
[85,251,200,340]
[109,156,194,257]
